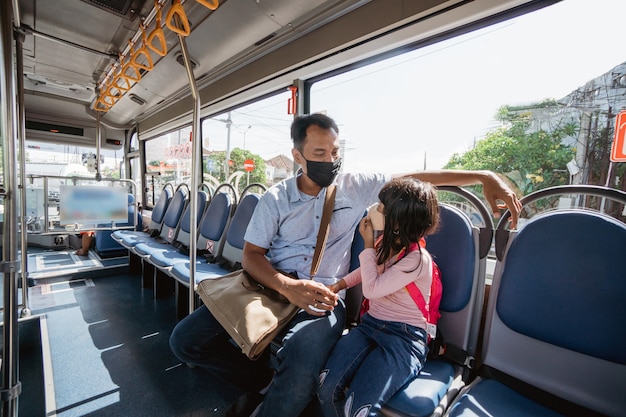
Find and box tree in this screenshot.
[444,104,577,196]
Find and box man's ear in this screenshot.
[292,148,303,166]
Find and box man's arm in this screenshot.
[242,242,338,316]
[394,170,522,227]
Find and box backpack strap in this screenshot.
[405,281,437,341]
[405,282,429,321]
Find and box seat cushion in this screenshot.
[446,379,563,417]
[170,261,232,286]
[383,359,455,417]
[111,230,153,247]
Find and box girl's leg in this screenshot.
[318,324,374,417]
[339,317,428,417]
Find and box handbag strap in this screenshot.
[309,185,336,278]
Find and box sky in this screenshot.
[202,0,626,174]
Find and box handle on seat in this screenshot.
[437,186,494,259]
[494,184,626,261]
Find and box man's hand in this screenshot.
[281,278,339,316]
[481,172,522,228]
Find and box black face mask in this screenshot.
[304,158,342,187]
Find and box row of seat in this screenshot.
[111,182,264,319]
[115,183,626,417]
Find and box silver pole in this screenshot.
[96,111,102,181]
[176,29,200,315]
[1,0,23,414]
[15,25,30,317]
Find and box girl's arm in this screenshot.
[328,267,362,293]
[359,250,431,299]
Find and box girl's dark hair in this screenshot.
[290,113,339,152]
[376,178,440,266]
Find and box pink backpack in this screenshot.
[360,238,442,341]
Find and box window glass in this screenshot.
[309,0,626,197]
[144,126,192,204]
[22,139,125,230]
[201,89,293,193]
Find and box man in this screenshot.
[170,113,521,417]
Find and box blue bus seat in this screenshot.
[146,191,234,272]
[95,194,143,258]
[115,185,187,250]
[446,196,626,416]
[379,202,489,417]
[111,186,173,247]
[131,185,188,252]
[170,192,261,288]
[147,184,236,272]
[343,220,365,327]
[133,190,208,296]
[133,190,207,259]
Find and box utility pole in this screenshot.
[220,112,232,180]
[242,125,251,151]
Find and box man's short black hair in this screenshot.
[290,114,339,152]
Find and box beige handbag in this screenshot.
[197,186,336,360]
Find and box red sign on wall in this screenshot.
[611,110,626,162]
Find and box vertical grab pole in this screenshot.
[1,0,23,415]
[174,19,200,315]
[15,24,30,317]
[96,111,102,181]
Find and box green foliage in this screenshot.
[204,148,267,193]
[444,103,576,195]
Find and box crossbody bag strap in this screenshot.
[309,185,336,278]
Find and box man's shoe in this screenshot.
[224,392,264,417]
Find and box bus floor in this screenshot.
[26,270,242,417]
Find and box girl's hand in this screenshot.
[327,279,347,293]
[359,217,375,248]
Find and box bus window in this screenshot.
[144,126,193,205]
[201,89,292,192]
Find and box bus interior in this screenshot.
[1,0,625,416]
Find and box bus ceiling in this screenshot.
[13,0,546,132]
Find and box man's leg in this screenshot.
[169,305,273,392]
[257,300,346,417]
[75,232,93,256]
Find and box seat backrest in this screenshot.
[173,190,208,250]
[95,193,143,255]
[344,223,365,326]
[156,186,188,244]
[196,190,235,258]
[148,186,173,231]
[483,210,626,416]
[426,204,484,356]
[217,192,261,268]
[344,202,487,357]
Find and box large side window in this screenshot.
[201,89,292,193]
[144,126,193,205]
[309,0,626,196]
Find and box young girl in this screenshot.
[318,177,440,417]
